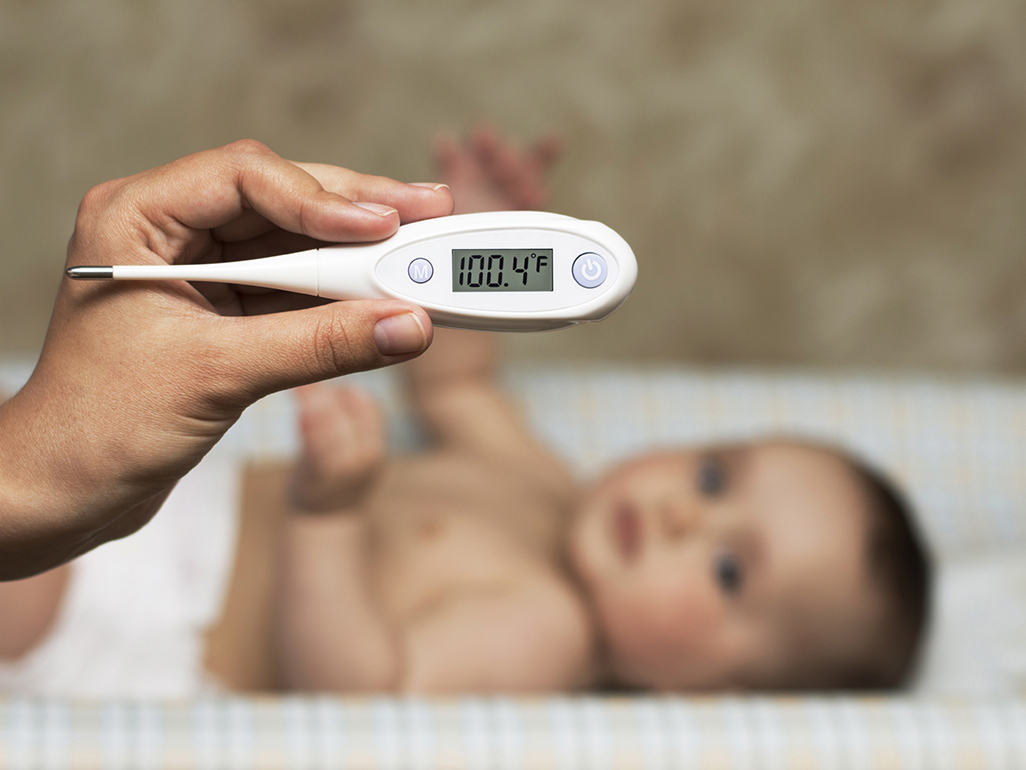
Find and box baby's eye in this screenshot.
[713,551,744,594]
[697,456,728,497]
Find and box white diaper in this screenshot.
[0,451,240,698]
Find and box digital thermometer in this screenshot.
[67,212,637,332]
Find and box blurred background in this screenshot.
[2,0,1025,370]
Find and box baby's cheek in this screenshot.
[606,576,722,671]
[650,581,721,652]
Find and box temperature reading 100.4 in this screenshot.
[452,249,554,292]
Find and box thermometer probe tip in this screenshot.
[67,266,114,280]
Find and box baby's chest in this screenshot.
[367,459,568,622]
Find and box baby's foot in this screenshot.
[433,124,562,215]
[289,383,387,512]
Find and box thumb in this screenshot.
[222,299,433,402]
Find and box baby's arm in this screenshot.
[404,329,576,501]
[412,127,571,457]
[0,567,69,661]
[277,514,398,691]
[406,328,524,449]
[0,388,70,662]
[276,383,396,689]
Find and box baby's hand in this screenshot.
[289,383,386,512]
[433,125,562,215]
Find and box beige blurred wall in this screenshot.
[2,0,1026,371]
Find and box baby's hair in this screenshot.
[849,458,932,688]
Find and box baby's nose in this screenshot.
[659,499,701,540]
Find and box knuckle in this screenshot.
[311,312,366,377]
[296,195,318,236]
[69,179,134,258]
[75,179,121,224]
[222,138,274,161]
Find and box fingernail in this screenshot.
[354,201,398,217]
[374,312,427,356]
[410,183,450,192]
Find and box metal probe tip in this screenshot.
[67,266,114,280]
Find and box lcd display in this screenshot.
[452,249,553,292]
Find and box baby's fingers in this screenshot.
[291,383,387,511]
[334,386,387,461]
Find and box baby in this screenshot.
[278,328,930,693]
[271,129,931,693]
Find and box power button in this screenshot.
[572,253,608,288]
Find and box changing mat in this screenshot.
[2,362,1026,768]
[2,696,1024,769]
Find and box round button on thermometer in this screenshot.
[408,258,434,284]
[572,252,607,288]
[67,211,638,332]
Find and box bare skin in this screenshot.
[244,323,886,695]
[272,329,596,693]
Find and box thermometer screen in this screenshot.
[452,249,553,292]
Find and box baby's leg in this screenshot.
[289,383,387,512]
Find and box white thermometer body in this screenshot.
[67,212,637,332]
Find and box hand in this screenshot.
[289,383,387,512]
[0,140,453,578]
[433,125,562,215]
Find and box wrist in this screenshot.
[0,391,101,576]
[0,377,173,578]
[285,483,374,516]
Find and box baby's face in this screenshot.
[569,440,882,690]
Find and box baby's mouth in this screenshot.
[613,502,641,562]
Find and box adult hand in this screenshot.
[0,140,453,578]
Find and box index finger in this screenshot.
[293,162,454,226]
[135,140,407,246]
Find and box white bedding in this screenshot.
[2,361,1025,766]
[1,696,1023,769]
